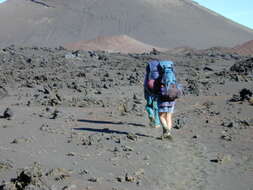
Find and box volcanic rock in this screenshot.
[239,88,253,101]
[173,118,185,129]
[230,58,253,75]
[46,168,71,181]
[221,131,232,141]
[10,162,45,190]
[0,160,13,172]
[229,88,253,102]
[0,41,253,190]
[3,108,13,120]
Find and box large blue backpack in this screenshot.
[159,60,176,85]
[158,61,181,101]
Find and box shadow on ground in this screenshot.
[75,119,153,138]
[77,119,146,127]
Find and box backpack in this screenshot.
[158,60,181,101]
[145,60,160,93]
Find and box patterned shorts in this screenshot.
[158,106,175,113]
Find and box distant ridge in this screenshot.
[64,35,167,54]
[0,0,253,49]
[231,40,253,56]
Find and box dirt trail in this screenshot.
[0,102,207,190]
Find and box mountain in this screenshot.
[0,0,253,49]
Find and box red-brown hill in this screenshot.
[64,35,167,54]
[231,40,253,56]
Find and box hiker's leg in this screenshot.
[159,112,166,127]
[166,105,175,130]
[154,108,160,127]
[153,99,161,127]
[159,112,169,131]
[145,96,154,120]
[159,112,172,139]
[145,104,154,119]
[166,113,173,130]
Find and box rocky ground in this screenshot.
[0,46,253,190]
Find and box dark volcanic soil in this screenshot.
[0,46,253,190]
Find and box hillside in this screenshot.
[0,0,253,48]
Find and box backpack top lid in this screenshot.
[159,60,174,69]
[159,60,176,85]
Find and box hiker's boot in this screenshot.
[148,116,155,127]
[162,127,172,140]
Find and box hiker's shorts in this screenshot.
[158,99,175,113]
[158,105,175,113]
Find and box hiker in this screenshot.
[158,61,182,138]
[146,60,182,138]
[144,60,161,128]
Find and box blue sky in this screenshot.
[194,0,253,29]
[0,0,7,3]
